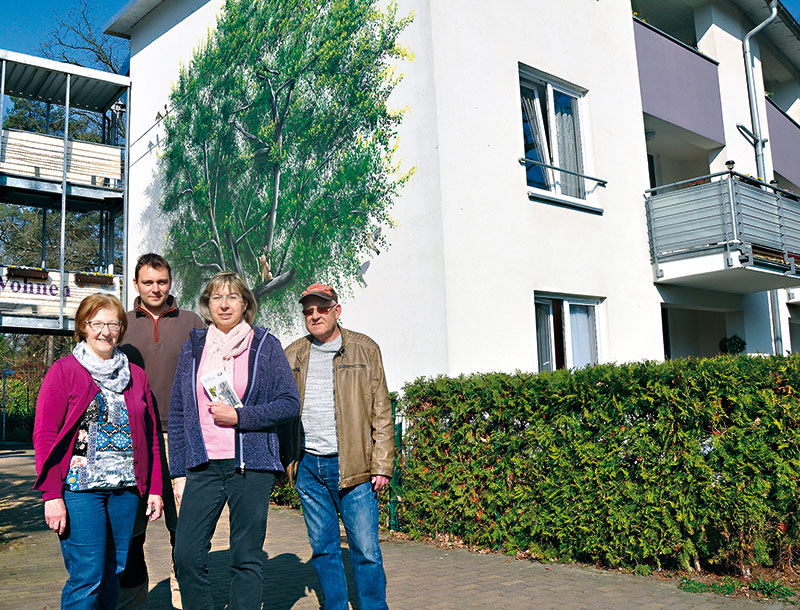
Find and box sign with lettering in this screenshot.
[0,267,121,327]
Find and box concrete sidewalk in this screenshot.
[0,447,791,609]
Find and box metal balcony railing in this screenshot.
[645,171,800,279]
[0,128,123,189]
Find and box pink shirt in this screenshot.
[196,334,253,459]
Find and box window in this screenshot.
[535,296,599,371]
[520,66,586,199]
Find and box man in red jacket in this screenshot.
[117,253,204,610]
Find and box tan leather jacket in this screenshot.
[282,326,394,489]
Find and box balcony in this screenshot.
[0,128,123,189]
[0,48,130,333]
[766,97,800,189]
[633,17,725,146]
[645,172,800,293]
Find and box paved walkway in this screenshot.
[0,446,792,609]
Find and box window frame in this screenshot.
[535,299,556,372]
[534,294,601,371]
[519,64,592,207]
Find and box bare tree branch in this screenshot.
[253,267,295,298]
[202,141,226,268]
[39,0,125,73]
[226,229,246,277]
[189,251,223,272]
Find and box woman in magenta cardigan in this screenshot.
[33,293,163,609]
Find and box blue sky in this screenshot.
[0,1,127,57]
[1,0,800,59]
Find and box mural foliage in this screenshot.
[160,0,413,324]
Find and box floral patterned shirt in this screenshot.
[65,388,136,491]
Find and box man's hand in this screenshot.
[172,477,186,506]
[146,494,164,521]
[209,401,239,427]
[371,475,390,492]
[44,498,67,535]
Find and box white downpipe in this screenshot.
[743,2,782,355]
[743,0,777,181]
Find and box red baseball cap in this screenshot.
[299,283,338,303]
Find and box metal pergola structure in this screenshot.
[0,49,131,334]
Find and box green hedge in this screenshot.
[398,355,800,573]
[1,407,35,443]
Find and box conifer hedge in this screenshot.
[397,355,800,573]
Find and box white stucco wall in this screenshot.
[406,0,665,373]
[696,1,774,179]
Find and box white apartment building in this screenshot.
[106,0,800,389]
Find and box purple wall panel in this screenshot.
[634,20,725,145]
[766,97,800,187]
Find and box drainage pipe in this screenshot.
[743,0,783,355]
[743,0,777,182]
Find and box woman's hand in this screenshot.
[172,477,186,506]
[145,495,164,521]
[209,401,239,427]
[44,498,67,535]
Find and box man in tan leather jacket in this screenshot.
[283,283,393,610]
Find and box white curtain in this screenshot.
[553,90,584,199]
[535,301,554,372]
[569,304,597,369]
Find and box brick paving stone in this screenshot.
[2,446,798,609]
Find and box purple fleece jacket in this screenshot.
[168,326,300,476]
[33,355,163,501]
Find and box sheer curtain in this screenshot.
[553,90,584,199]
[535,301,554,372]
[520,85,553,190]
[569,304,597,369]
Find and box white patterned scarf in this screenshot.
[73,341,131,394]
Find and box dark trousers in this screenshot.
[173,459,275,610]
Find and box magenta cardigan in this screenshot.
[33,354,164,502]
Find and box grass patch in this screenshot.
[749,577,795,599]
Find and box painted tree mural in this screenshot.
[160,0,413,323]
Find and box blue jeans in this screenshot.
[296,453,388,610]
[173,459,275,610]
[59,487,139,610]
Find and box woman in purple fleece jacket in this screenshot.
[168,271,300,610]
[33,293,163,609]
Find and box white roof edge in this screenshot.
[0,48,130,87]
[104,0,167,39]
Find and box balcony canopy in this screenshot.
[0,49,130,113]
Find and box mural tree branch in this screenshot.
[161,0,413,322]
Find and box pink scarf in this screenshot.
[201,320,253,385]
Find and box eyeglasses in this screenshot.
[302,305,336,317]
[85,320,122,332]
[210,294,242,304]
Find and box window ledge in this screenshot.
[527,190,603,215]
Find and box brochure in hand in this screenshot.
[200,370,244,409]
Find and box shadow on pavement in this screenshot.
[0,469,47,543]
[190,549,327,609]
